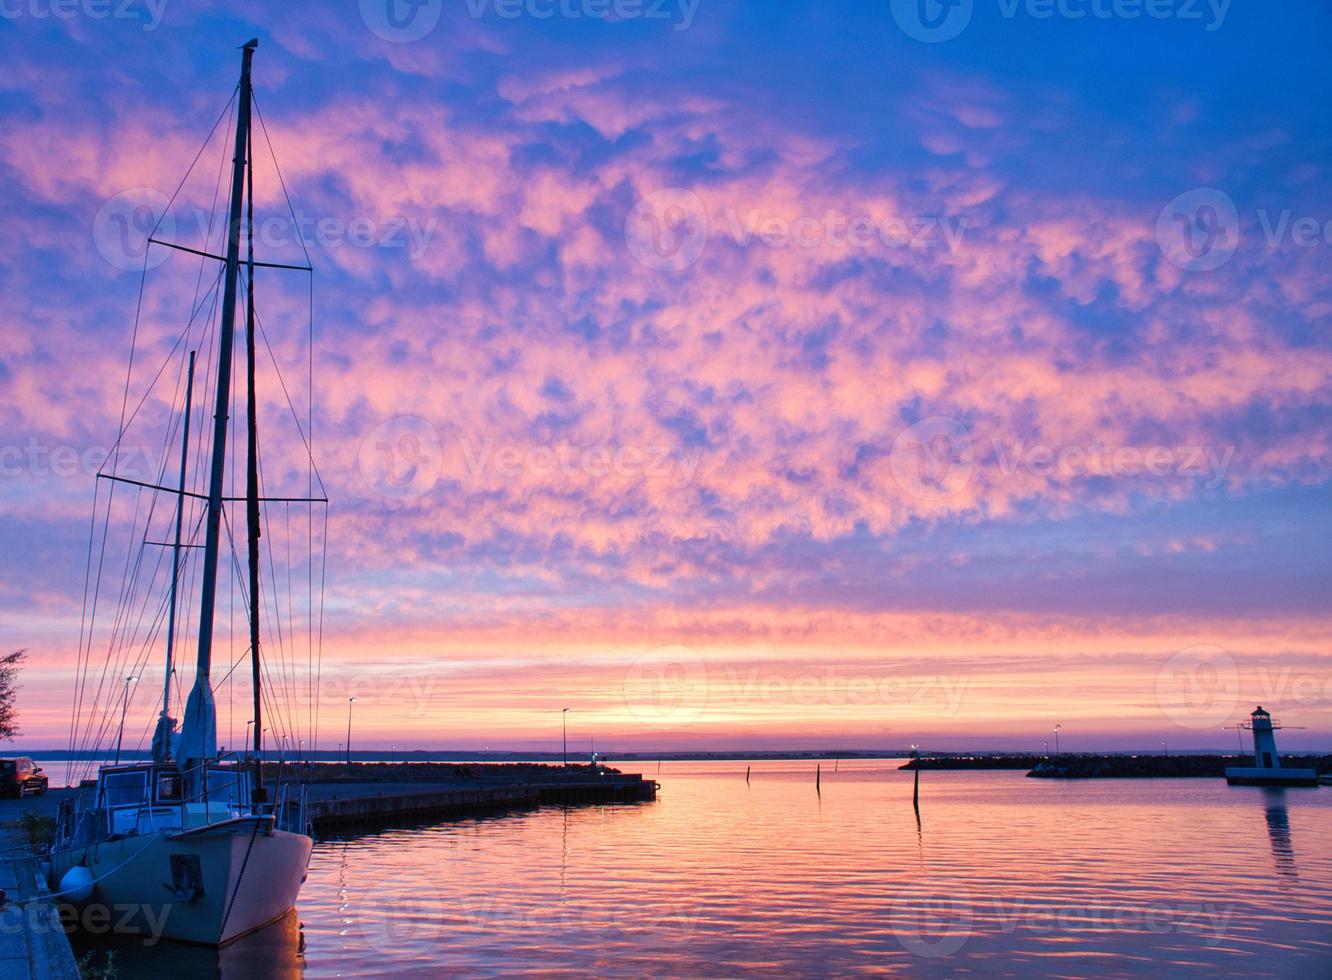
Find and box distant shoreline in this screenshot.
[18,748,1330,765]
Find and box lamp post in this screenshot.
[1053,723,1062,755]
[1042,739,1049,758]
[345,697,357,767]
[1162,740,1168,756]
[113,674,138,765]
[562,707,570,767]
[245,720,255,762]
[910,743,920,811]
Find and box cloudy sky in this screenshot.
[1,0,1329,755]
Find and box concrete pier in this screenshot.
[285,770,658,832]
[0,827,79,979]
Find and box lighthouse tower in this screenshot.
[1224,705,1319,787]
[1249,706,1281,769]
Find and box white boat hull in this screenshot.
[49,818,311,946]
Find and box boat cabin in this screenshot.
[58,762,255,845]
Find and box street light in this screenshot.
[562,708,570,767]
[1042,739,1049,757]
[1162,740,1168,756]
[346,697,357,766]
[245,719,255,761]
[113,674,138,765]
[1053,723,1062,755]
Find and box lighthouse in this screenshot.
[1224,706,1319,787]
[1250,707,1281,770]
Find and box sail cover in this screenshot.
[151,711,177,763]
[175,673,217,767]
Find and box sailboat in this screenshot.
[49,39,323,946]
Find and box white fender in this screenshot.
[58,865,94,903]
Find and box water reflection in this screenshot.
[1261,789,1298,879]
[61,764,1332,977]
[71,908,304,979]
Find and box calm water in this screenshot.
[75,760,1332,977]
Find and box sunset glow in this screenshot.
[2,2,1330,755]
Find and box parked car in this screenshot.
[0,758,48,798]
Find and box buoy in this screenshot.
[59,865,94,903]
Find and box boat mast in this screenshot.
[245,115,266,802]
[154,349,196,763]
[179,38,257,777]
